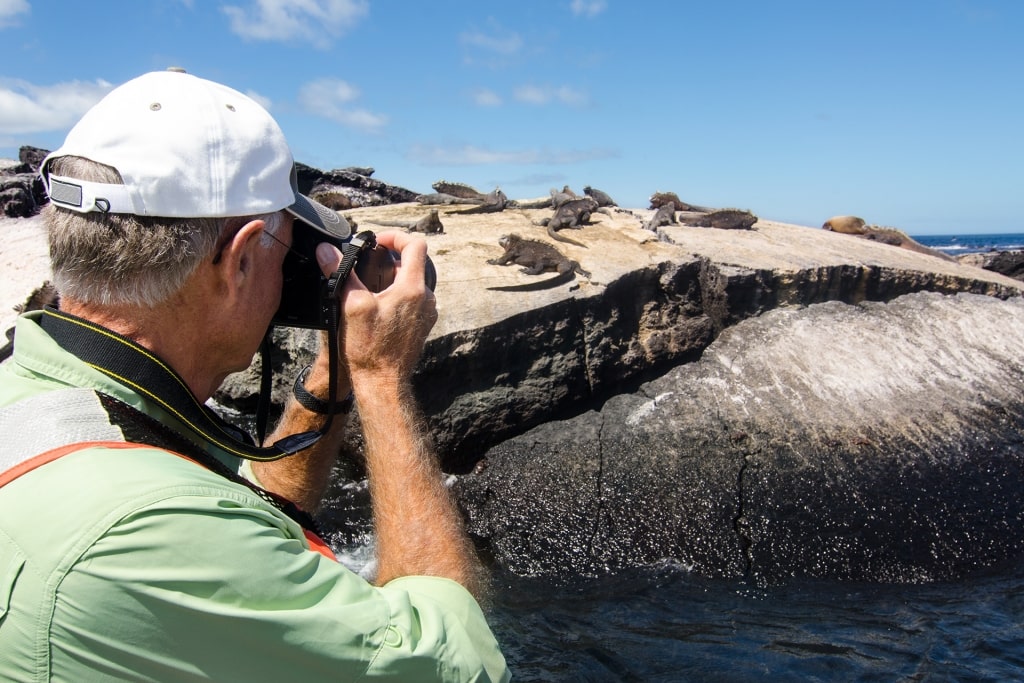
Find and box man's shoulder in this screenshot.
[0,441,296,584]
[6,439,255,507]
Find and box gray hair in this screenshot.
[44,155,283,308]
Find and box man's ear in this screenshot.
[216,219,266,289]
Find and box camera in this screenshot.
[273,221,437,330]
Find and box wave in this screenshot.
[911,233,1024,255]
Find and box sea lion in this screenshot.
[822,215,867,234]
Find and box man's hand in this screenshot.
[321,230,438,388]
[320,231,483,595]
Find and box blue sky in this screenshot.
[1,1,1021,235]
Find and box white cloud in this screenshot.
[407,144,616,166]
[570,0,607,17]
[512,85,547,105]
[513,84,589,107]
[0,0,29,28]
[0,78,114,135]
[459,26,523,56]
[222,0,369,49]
[471,88,502,107]
[298,77,386,133]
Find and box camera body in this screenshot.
[273,221,436,330]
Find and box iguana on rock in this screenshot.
[432,180,488,201]
[455,188,508,214]
[549,185,579,209]
[363,209,444,234]
[486,234,591,292]
[643,202,678,231]
[339,166,375,177]
[649,191,713,213]
[417,192,481,206]
[535,196,599,247]
[547,197,597,229]
[310,190,353,211]
[507,197,554,209]
[681,208,758,230]
[583,185,617,207]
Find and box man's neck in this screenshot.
[59,296,230,402]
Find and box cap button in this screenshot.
[166,66,187,73]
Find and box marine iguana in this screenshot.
[507,197,555,209]
[455,188,508,214]
[681,208,758,230]
[583,185,617,207]
[643,202,678,231]
[339,166,375,177]
[419,180,492,206]
[649,191,713,213]
[363,209,444,234]
[432,180,488,201]
[309,190,353,211]
[416,192,481,206]
[486,234,591,292]
[549,185,579,209]
[549,197,598,228]
[535,196,599,247]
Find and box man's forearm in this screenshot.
[357,378,485,598]
[254,354,349,513]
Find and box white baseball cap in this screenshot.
[40,68,350,239]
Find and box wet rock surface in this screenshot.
[454,293,1024,584]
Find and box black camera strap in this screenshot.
[40,307,311,461]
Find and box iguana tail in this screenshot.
[547,225,587,248]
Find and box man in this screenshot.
[0,69,509,681]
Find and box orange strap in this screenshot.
[303,530,338,561]
[0,441,145,488]
[0,440,338,562]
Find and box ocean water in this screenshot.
[482,562,1024,682]
[912,232,1024,256]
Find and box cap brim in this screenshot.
[287,193,351,240]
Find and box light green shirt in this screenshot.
[0,312,510,682]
